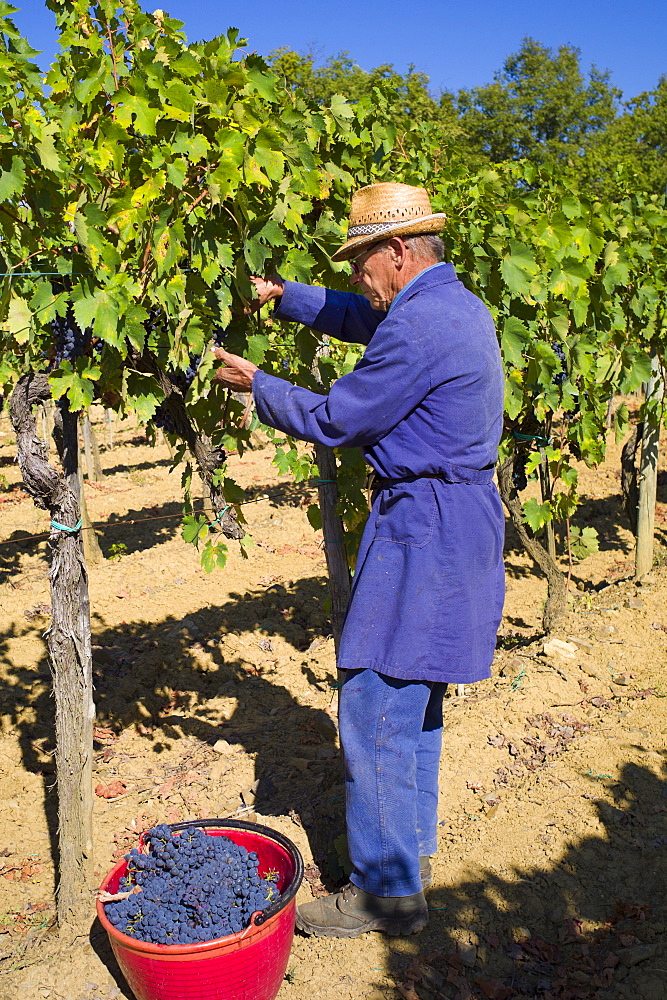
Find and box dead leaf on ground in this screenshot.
[475,978,514,1000]
[95,780,127,799]
[23,603,51,621]
[97,884,142,903]
[93,726,119,742]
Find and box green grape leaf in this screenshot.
[182,513,209,547]
[124,371,164,422]
[5,295,32,342]
[501,316,529,367]
[522,497,553,533]
[246,333,270,365]
[0,156,26,202]
[201,540,229,572]
[569,525,599,561]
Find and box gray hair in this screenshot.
[403,233,445,263]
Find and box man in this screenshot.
[213,182,505,939]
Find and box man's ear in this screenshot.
[386,237,407,263]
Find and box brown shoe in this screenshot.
[296,883,428,939]
[420,855,433,888]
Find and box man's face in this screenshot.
[348,241,395,310]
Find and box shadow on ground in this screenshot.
[370,756,667,1000]
[0,573,343,915]
[502,489,638,590]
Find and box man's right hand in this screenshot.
[248,274,284,312]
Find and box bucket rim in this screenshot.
[96,818,303,955]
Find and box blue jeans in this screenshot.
[338,668,447,897]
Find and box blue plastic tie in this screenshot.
[512,430,551,445]
[209,504,230,527]
[50,518,82,534]
[316,479,336,484]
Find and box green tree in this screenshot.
[589,77,667,197]
[457,37,621,172]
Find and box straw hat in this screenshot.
[330,182,446,263]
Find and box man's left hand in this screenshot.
[211,348,258,392]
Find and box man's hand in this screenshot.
[211,348,258,392]
[247,274,284,312]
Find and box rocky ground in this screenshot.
[0,404,665,1000]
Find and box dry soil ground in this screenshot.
[0,404,666,1000]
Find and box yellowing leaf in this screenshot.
[131,172,166,207]
[6,295,32,343]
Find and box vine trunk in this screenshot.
[497,455,567,631]
[9,374,94,932]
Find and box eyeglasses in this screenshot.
[349,242,387,274]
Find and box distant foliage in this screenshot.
[270,37,667,200]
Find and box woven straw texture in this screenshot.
[331,182,446,261]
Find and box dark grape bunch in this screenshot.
[152,402,177,435]
[52,308,91,366]
[152,354,200,435]
[170,354,201,394]
[152,327,226,434]
[104,825,279,945]
[552,341,567,387]
[512,451,528,492]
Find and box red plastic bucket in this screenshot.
[96,819,304,1000]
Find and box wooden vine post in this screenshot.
[314,443,351,653]
[81,411,103,482]
[311,340,351,653]
[10,374,94,933]
[105,407,114,449]
[635,357,664,579]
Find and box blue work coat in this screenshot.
[252,263,505,683]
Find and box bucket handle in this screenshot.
[241,911,263,938]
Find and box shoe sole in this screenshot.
[295,911,429,939]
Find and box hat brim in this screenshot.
[330,213,447,263]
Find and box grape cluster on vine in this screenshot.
[552,341,567,387]
[51,308,90,366]
[512,451,528,492]
[104,824,279,945]
[152,353,200,435]
[152,403,178,435]
[152,327,226,435]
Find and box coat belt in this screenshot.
[365,465,496,509]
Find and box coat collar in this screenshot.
[387,262,457,314]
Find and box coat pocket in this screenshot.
[373,483,437,548]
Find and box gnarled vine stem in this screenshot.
[9,372,94,932]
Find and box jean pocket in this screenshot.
[374,483,437,548]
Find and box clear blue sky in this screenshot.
[12,0,667,101]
